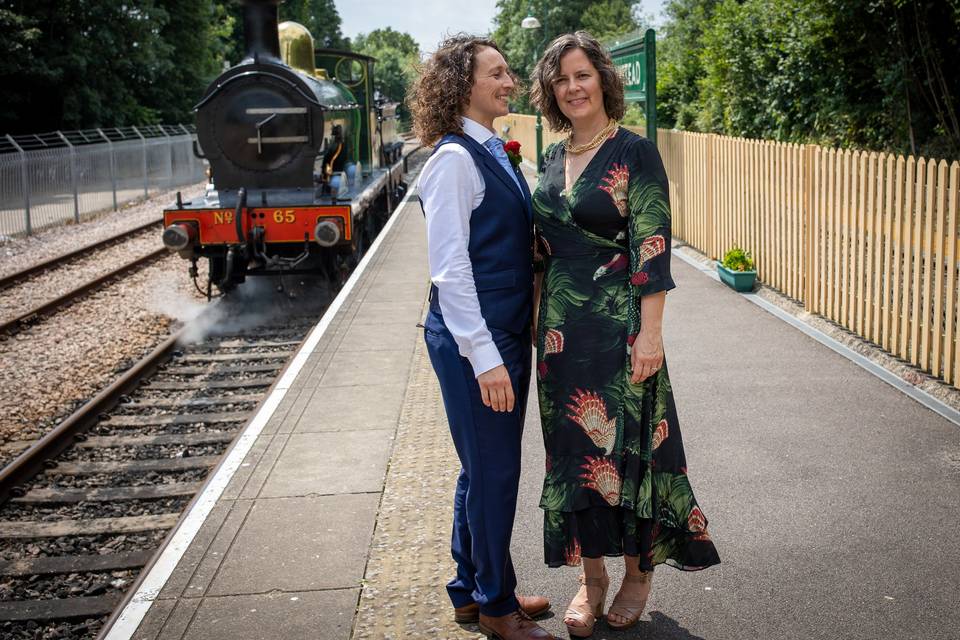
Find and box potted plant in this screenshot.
[717,246,757,292]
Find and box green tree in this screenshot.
[281,0,348,49]
[146,0,235,124]
[492,0,641,112]
[0,7,52,129]
[658,0,959,158]
[353,27,419,111]
[697,0,840,143]
[582,0,639,41]
[655,0,718,130]
[0,0,173,133]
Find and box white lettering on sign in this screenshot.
[618,59,644,89]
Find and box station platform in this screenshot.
[105,170,960,640]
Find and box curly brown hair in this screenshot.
[529,31,626,133]
[407,34,517,146]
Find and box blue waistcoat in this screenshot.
[423,133,534,335]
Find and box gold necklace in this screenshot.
[564,118,618,155]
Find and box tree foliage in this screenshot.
[492,0,641,111]
[281,0,348,49]
[148,0,236,124]
[0,7,50,129]
[0,0,358,134]
[0,1,173,132]
[657,0,960,158]
[353,28,419,105]
[0,0,237,133]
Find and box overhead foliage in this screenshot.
[148,0,236,125]
[657,0,960,159]
[353,28,420,126]
[491,0,641,111]
[0,0,236,133]
[281,0,349,49]
[0,1,173,132]
[0,0,355,134]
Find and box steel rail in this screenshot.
[0,323,190,504]
[0,248,168,335]
[0,218,163,290]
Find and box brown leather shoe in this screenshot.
[454,595,551,623]
[478,609,558,640]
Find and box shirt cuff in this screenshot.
[467,341,504,378]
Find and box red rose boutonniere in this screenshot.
[504,140,522,168]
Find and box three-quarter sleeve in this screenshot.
[627,139,676,297]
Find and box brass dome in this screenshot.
[278,21,316,76]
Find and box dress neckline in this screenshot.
[561,126,621,197]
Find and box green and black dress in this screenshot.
[533,127,720,572]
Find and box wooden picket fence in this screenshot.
[496,114,960,389]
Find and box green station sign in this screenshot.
[608,29,657,143]
[616,51,647,102]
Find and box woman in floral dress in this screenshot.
[529,32,721,637]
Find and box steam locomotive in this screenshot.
[162,0,407,293]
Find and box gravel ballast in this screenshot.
[0,188,211,453]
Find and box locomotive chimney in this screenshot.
[243,0,283,64]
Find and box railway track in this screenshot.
[0,300,322,639]
[0,220,166,335]
[0,147,428,639]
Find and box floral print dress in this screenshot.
[533,127,721,571]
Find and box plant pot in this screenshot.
[716,262,757,292]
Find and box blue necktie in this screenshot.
[484,136,522,192]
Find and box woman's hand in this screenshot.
[631,290,666,384]
[630,328,663,384]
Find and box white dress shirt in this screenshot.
[418,116,503,377]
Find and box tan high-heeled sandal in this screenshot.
[607,570,653,630]
[564,571,609,638]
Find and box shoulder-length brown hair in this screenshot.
[529,31,625,132]
[407,35,516,146]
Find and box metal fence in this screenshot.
[0,124,207,238]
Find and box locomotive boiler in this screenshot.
[162,0,406,293]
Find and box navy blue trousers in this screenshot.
[423,308,531,617]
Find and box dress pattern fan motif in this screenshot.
[566,390,617,455]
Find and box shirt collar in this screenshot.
[461,116,496,145]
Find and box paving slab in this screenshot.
[221,433,289,501]
[335,321,420,352]
[156,501,240,601]
[318,348,412,387]
[362,280,430,302]
[207,493,380,596]
[151,598,200,640]
[258,430,394,497]
[295,383,406,432]
[129,598,174,640]
[350,300,425,324]
[182,589,358,640]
